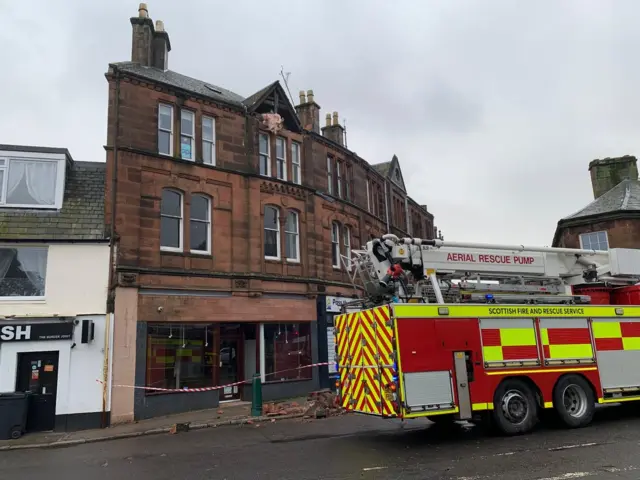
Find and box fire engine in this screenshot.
[333,234,640,435]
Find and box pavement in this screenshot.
[0,397,309,451]
[2,403,640,479]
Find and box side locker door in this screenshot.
[347,311,365,411]
[371,306,396,417]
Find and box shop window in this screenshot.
[0,246,48,298]
[146,323,216,391]
[263,323,312,382]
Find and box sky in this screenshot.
[2,0,639,246]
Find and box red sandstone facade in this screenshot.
[106,4,438,422]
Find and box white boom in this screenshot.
[344,234,640,307]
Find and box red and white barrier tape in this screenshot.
[97,361,336,393]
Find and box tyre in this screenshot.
[9,427,22,440]
[552,374,595,429]
[492,378,539,435]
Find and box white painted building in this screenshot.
[0,145,111,436]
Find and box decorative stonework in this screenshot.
[260,181,306,200]
[119,272,138,285]
[234,279,248,289]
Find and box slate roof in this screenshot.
[0,160,107,241]
[561,179,640,221]
[111,62,246,106]
[372,162,391,176]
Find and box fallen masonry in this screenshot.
[262,389,345,419]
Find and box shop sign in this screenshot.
[326,296,352,313]
[0,323,74,342]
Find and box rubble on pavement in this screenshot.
[262,389,345,419]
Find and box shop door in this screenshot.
[219,325,241,401]
[16,351,59,432]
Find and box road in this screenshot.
[1,405,640,479]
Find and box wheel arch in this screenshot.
[552,372,598,403]
[495,375,544,408]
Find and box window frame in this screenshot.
[366,179,371,212]
[327,156,333,195]
[158,103,174,157]
[579,231,609,251]
[0,245,49,301]
[202,115,216,166]
[259,133,271,177]
[189,194,211,255]
[284,210,300,263]
[264,205,281,260]
[331,222,340,269]
[291,142,301,185]
[336,161,343,198]
[275,137,287,181]
[0,151,66,210]
[160,188,184,253]
[180,109,196,161]
[343,225,351,271]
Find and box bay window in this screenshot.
[264,205,280,259]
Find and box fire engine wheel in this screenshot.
[492,379,538,435]
[552,374,595,429]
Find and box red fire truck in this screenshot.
[334,235,640,435]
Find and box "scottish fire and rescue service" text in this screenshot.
[446,253,537,265]
[487,307,585,316]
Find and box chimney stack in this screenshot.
[588,155,639,199]
[294,89,321,134]
[322,110,345,147]
[130,3,171,70]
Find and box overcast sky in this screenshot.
[1,0,638,246]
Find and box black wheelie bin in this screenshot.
[0,392,31,440]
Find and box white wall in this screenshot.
[0,243,110,317]
[0,315,109,416]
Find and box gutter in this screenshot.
[107,66,121,311]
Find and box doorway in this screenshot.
[218,324,242,401]
[16,351,59,432]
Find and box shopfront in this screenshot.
[320,296,353,390]
[0,315,111,432]
[134,320,319,420]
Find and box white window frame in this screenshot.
[180,109,196,161]
[327,156,333,195]
[291,142,301,185]
[331,222,340,269]
[259,133,271,177]
[264,205,280,260]
[202,116,216,166]
[366,179,371,212]
[190,194,211,255]
[0,151,66,210]
[158,103,174,156]
[343,225,351,271]
[579,231,609,251]
[285,210,300,263]
[0,244,49,301]
[336,161,343,198]
[160,189,183,253]
[275,137,287,181]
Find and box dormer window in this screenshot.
[0,150,66,210]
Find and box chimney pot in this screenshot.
[307,89,314,104]
[332,111,339,126]
[299,90,306,105]
[138,3,148,18]
[325,113,332,127]
[155,20,164,32]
